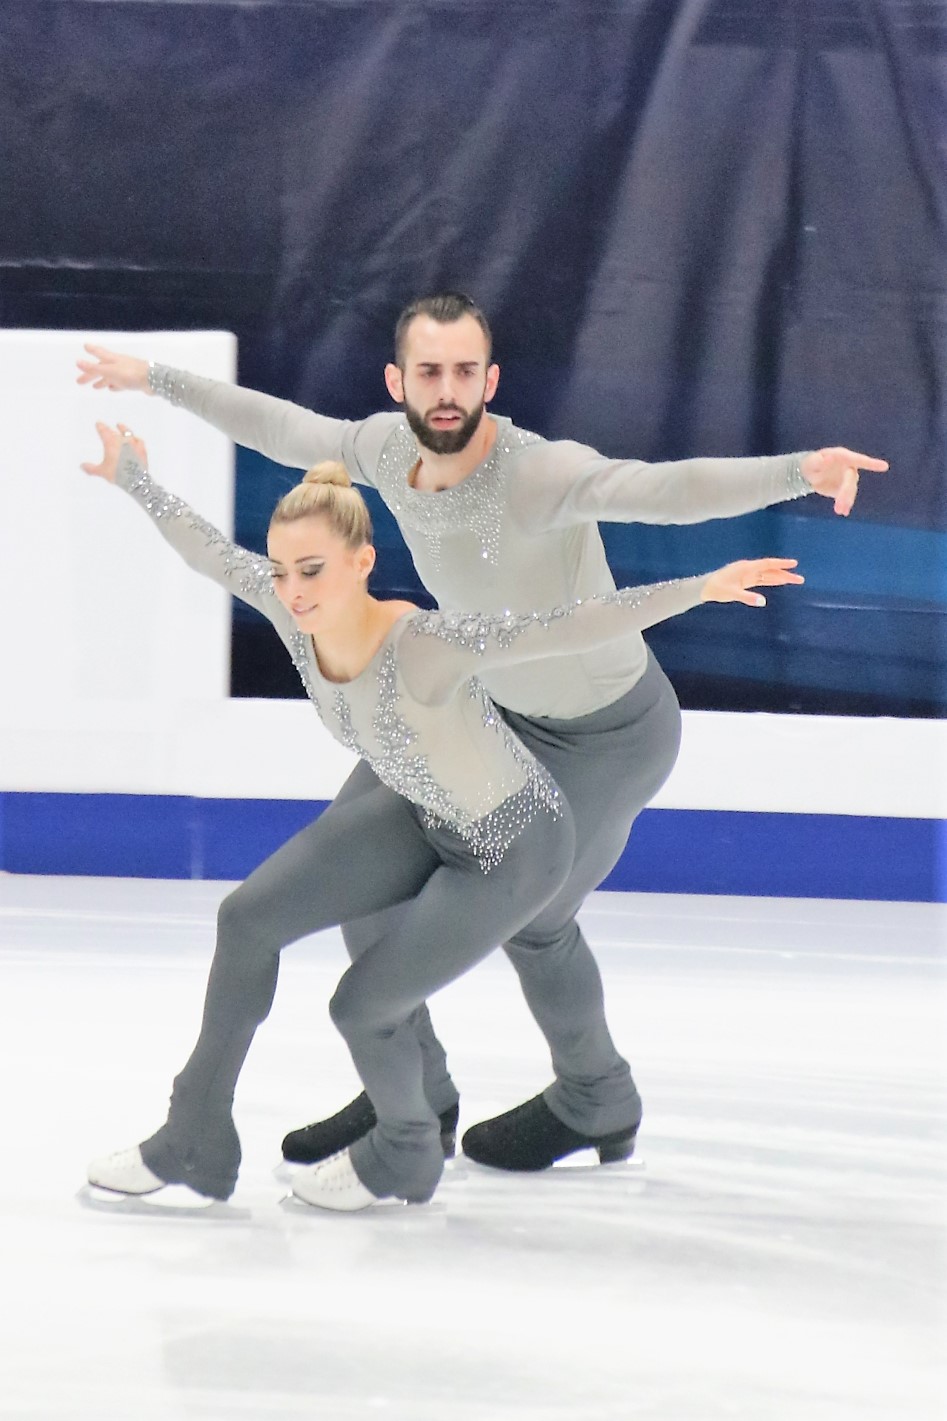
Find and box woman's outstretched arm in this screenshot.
[400,560,804,705]
[81,422,281,621]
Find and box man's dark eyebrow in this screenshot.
[416,360,481,370]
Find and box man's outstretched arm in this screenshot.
[513,439,888,531]
[77,344,360,474]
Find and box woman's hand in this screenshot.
[700,558,804,608]
[799,447,888,516]
[76,344,152,393]
[80,423,148,484]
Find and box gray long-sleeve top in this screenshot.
[115,445,708,869]
[149,366,810,718]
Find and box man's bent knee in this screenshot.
[506,919,580,958]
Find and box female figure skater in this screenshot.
[83,421,802,1211]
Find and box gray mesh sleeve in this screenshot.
[114,444,278,620]
[511,440,812,532]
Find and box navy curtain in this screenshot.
[4,0,944,713]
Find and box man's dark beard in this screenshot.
[404,398,484,455]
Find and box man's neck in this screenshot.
[412,414,499,492]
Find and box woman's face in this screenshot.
[267,515,374,636]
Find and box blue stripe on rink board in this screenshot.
[0,793,943,903]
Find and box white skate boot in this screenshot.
[87,1145,165,1196]
[291,1150,380,1212]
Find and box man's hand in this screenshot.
[80,423,148,484]
[76,344,152,394]
[700,558,804,608]
[800,447,888,517]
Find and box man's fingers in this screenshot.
[807,448,889,492]
[744,559,803,585]
[839,449,888,473]
[77,345,117,385]
[834,468,859,516]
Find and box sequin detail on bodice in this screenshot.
[287,630,326,721]
[372,421,542,571]
[330,646,470,833]
[291,636,560,872]
[462,680,563,868]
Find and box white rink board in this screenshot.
[1,328,236,705]
[2,697,945,821]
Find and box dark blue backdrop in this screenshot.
[4,0,945,714]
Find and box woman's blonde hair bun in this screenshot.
[303,460,352,489]
[270,459,372,549]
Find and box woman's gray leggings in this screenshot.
[140,789,576,1202]
[337,652,683,1138]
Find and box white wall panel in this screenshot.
[1,329,235,708]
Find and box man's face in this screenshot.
[385,314,500,455]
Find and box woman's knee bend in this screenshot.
[216,882,273,948]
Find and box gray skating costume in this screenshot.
[147,367,811,1147]
[115,445,708,1200]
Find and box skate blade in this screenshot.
[277,1190,446,1219]
[463,1150,647,1181]
[76,1182,250,1219]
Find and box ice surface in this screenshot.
[0,875,944,1420]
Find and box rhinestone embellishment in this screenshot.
[116,448,275,600]
[785,457,811,499]
[330,647,471,834]
[407,580,686,655]
[148,363,188,406]
[289,636,560,873]
[373,421,542,571]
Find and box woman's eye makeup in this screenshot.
[269,563,324,579]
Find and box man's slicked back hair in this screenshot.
[394,291,493,367]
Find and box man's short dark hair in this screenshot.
[394,292,493,367]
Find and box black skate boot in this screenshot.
[282,1091,460,1165]
[462,1093,639,1171]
